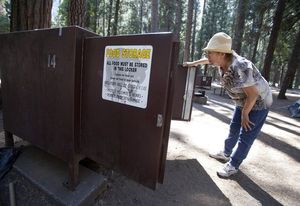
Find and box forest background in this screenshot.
[0,0,300,99]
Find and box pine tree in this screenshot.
[11,0,53,31]
[262,0,286,81]
[69,0,87,27]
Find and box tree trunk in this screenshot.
[107,0,113,36]
[11,0,53,31]
[197,0,206,58]
[0,2,5,15]
[112,0,120,35]
[251,4,267,63]
[191,0,198,61]
[232,0,249,54]
[165,1,173,31]
[210,2,216,38]
[279,64,286,87]
[85,2,91,28]
[173,0,182,41]
[102,0,106,36]
[231,3,236,35]
[272,66,280,87]
[262,0,286,82]
[69,0,87,27]
[93,0,99,32]
[183,0,194,62]
[139,0,143,33]
[151,0,158,32]
[278,28,300,99]
[295,69,300,89]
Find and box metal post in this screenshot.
[9,182,16,206]
[63,160,79,191]
[5,131,14,147]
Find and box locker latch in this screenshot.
[157,114,163,127]
[48,54,56,68]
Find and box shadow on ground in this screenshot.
[0,169,58,206]
[230,172,283,206]
[100,159,231,206]
[193,102,300,163]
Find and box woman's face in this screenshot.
[206,51,225,66]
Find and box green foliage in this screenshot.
[195,0,234,59]
[0,0,9,33]
[55,0,69,27]
[85,0,107,34]
[159,0,176,31]
[122,1,140,34]
[0,15,9,33]
[242,0,272,59]
[50,0,300,88]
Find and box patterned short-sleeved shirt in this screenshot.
[220,52,272,110]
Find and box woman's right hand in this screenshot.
[183,58,210,67]
[241,112,255,132]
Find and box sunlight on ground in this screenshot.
[169,92,300,206]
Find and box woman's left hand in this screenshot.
[241,112,255,131]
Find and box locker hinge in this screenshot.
[157,114,163,127]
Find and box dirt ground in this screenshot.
[0,88,299,206]
[96,88,300,206]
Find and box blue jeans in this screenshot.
[224,107,269,169]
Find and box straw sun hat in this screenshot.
[203,32,233,54]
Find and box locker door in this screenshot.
[172,65,196,121]
[80,33,177,189]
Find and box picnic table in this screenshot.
[211,82,226,96]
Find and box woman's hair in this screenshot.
[225,53,233,62]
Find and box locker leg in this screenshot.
[63,161,79,191]
[5,130,14,147]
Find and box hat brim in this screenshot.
[203,47,233,54]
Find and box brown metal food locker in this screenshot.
[0,26,97,190]
[0,27,187,190]
[80,33,179,189]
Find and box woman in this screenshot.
[184,32,273,178]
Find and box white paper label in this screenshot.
[102,45,153,109]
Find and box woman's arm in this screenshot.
[241,85,259,131]
[183,57,210,67]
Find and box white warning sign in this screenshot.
[102,45,153,109]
